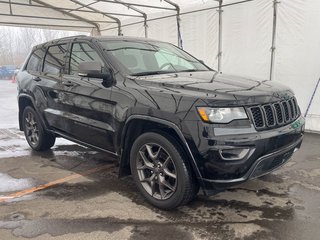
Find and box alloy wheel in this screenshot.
[24,111,39,146]
[136,143,177,200]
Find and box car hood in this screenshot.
[128,71,294,106]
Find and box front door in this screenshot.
[57,41,115,152]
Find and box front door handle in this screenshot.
[33,76,41,82]
[62,81,75,87]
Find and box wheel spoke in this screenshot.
[137,165,154,171]
[33,134,39,143]
[139,151,155,169]
[141,173,155,183]
[150,179,156,196]
[160,177,175,191]
[158,178,166,199]
[162,156,171,168]
[163,168,177,179]
[145,144,161,161]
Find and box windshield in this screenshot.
[99,40,211,76]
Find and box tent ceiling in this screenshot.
[0,0,242,32]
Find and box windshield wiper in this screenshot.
[177,69,208,73]
[130,71,176,76]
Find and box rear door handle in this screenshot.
[33,76,41,82]
[62,81,75,87]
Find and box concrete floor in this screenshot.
[0,80,319,240]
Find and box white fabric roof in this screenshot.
[0,0,238,32]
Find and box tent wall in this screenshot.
[221,0,272,79]
[180,10,219,69]
[274,0,320,132]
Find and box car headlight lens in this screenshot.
[197,107,248,123]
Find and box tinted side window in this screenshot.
[26,48,45,72]
[69,43,104,75]
[43,44,68,74]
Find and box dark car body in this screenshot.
[16,36,304,195]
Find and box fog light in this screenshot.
[219,148,252,161]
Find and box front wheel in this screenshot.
[23,106,56,151]
[130,132,198,209]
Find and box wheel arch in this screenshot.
[18,94,35,131]
[119,115,202,180]
[18,94,48,131]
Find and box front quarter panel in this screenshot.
[110,76,205,154]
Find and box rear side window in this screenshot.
[43,44,68,74]
[69,43,104,75]
[26,48,45,72]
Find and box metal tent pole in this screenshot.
[270,0,279,81]
[113,0,148,38]
[304,78,320,118]
[69,0,123,36]
[217,0,223,72]
[164,0,182,48]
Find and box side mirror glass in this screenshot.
[78,61,112,82]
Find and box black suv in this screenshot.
[17,36,305,209]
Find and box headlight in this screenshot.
[197,107,248,123]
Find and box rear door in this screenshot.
[20,47,47,120]
[19,44,67,131]
[57,41,115,152]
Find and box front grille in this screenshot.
[248,97,300,130]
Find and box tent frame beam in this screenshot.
[163,0,182,48]
[113,0,148,38]
[0,21,93,29]
[217,0,223,72]
[94,0,176,11]
[270,0,279,81]
[67,2,97,13]
[8,0,12,15]
[0,1,142,17]
[0,13,114,23]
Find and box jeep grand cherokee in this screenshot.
[17,36,305,209]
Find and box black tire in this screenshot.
[22,106,56,151]
[130,132,198,210]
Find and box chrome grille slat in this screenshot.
[273,103,284,125]
[288,99,295,119]
[248,97,300,131]
[249,106,265,129]
[282,101,290,122]
[292,98,299,116]
[262,104,276,127]
[290,98,297,118]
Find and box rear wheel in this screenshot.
[130,132,198,209]
[23,106,55,151]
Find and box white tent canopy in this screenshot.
[0,0,319,132]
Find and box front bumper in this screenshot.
[183,116,305,195]
[201,136,302,193]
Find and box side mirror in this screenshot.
[78,61,112,82]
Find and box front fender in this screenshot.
[119,115,203,181]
